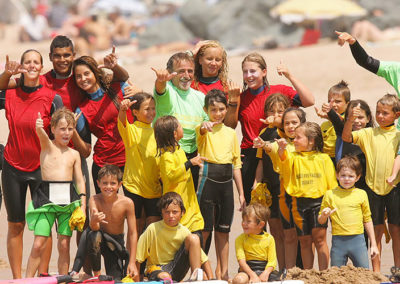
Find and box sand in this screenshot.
[0,24,398,280]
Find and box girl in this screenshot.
[252,93,289,270]
[192,40,228,94]
[0,50,63,278]
[253,107,306,269]
[154,115,205,234]
[225,52,314,204]
[72,56,127,194]
[118,92,161,234]
[276,122,337,270]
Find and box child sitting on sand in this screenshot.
[25,108,86,276]
[136,192,213,282]
[232,203,279,284]
[319,156,379,269]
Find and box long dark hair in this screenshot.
[241,52,270,92]
[154,115,180,156]
[344,99,374,128]
[73,56,120,109]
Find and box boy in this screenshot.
[316,80,350,162]
[232,203,278,284]
[342,94,400,272]
[70,165,139,281]
[25,108,86,276]
[196,89,245,280]
[318,156,379,269]
[136,192,213,282]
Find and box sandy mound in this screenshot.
[286,265,389,284]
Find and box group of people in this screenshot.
[0,30,398,283]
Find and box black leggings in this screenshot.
[185,150,199,191]
[92,162,125,194]
[241,148,258,204]
[2,159,42,222]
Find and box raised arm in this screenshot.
[224,80,241,129]
[0,55,24,90]
[277,60,314,107]
[342,103,361,143]
[126,199,139,280]
[151,67,176,95]
[99,46,129,82]
[118,99,136,127]
[73,151,87,214]
[336,31,380,74]
[71,111,92,158]
[35,112,52,150]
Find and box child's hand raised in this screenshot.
[151,67,177,83]
[123,80,142,99]
[321,207,336,218]
[335,31,356,46]
[253,137,266,149]
[190,154,207,166]
[276,138,288,150]
[260,115,275,125]
[36,112,43,129]
[348,103,362,122]
[120,99,137,112]
[314,106,328,119]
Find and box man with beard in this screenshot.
[152,52,208,190]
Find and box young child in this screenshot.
[252,93,291,270]
[315,80,350,163]
[277,122,337,270]
[136,192,213,281]
[70,165,138,281]
[342,94,400,272]
[253,107,306,269]
[25,108,86,276]
[118,92,161,235]
[154,115,205,234]
[196,89,245,280]
[318,156,379,269]
[233,203,278,284]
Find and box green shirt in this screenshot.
[154,81,208,153]
[377,61,400,129]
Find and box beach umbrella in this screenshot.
[270,0,367,24]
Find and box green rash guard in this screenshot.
[154,81,208,154]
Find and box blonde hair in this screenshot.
[377,94,400,113]
[242,203,270,224]
[241,52,269,91]
[194,41,228,90]
[51,107,76,128]
[297,122,323,152]
[328,80,351,102]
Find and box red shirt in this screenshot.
[191,80,225,95]
[40,71,83,111]
[239,85,297,149]
[4,86,55,171]
[79,83,125,167]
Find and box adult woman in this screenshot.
[72,56,128,193]
[0,50,62,278]
[225,52,314,203]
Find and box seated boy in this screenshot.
[136,192,213,281]
[233,203,279,284]
[70,165,139,281]
[25,108,86,277]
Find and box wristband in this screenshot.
[228,102,238,107]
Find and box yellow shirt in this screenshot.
[196,123,241,169]
[160,148,204,232]
[265,141,296,174]
[352,125,400,195]
[320,187,372,236]
[136,220,208,271]
[321,120,336,158]
[280,151,338,198]
[118,119,161,198]
[235,232,277,270]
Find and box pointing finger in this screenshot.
[6,55,9,64]
[129,100,137,106]
[112,45,116,54]
[38,112,41,119]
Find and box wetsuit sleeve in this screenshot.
[185,160,193,170]
[327,109,344,137]
[50,94,64,114]
[350,41,380,74]
[292,94,302,107]
[120,81,128,96]
[0,90,5,109]
[76,107,92,144]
